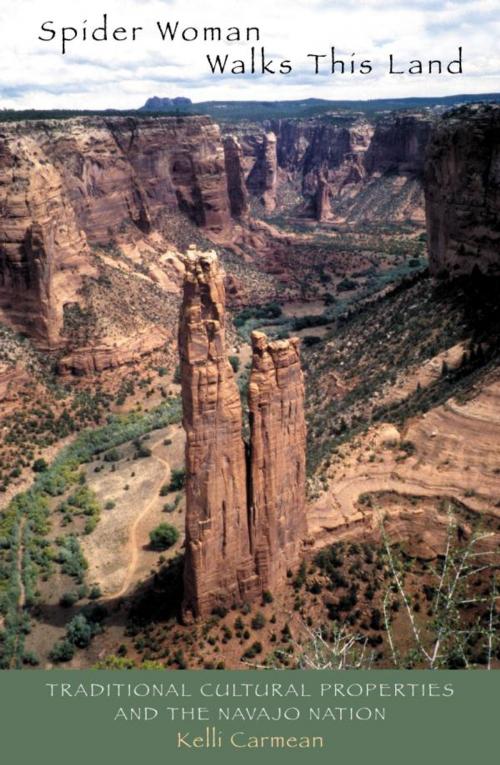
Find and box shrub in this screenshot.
[168,468,186,492]
[32,459,48,473]
[229,356,240,373]
[251,612,266,630]
[262,590,274,604]
[103,449,121,463]
[49,639,75,663]
[149,523,179,551]
[22,651,39,666]
[134,444,152,459]
[337,277,358,292]
[302,335,321,347]
[66,614,93,648]
[59,591,79,608]
[242,641,263,660]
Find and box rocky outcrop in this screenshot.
[179,251,307,618]
[236,114,432,223]
[223,135,249,219]
[315,176,331,221]
[57,329,171,376]
[179,249,259,619]
[140,96,192,111]
[280,120,373,201]
[40,116,233,239]
[425,104,500,278]
[0,134,95,348]
[0,115,236,352]
[249,331,307,591]
[365,113,433,176]
[247,132,278,211]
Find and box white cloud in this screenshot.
[0,0,498,108]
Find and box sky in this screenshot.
[0,0,499,109]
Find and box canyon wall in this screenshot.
[0,115,235,350]
[223,135,249,219]
[247,132,278,211]
[364,113,432,176]
[179,251,307,618]
[425,104,500,278]
[232,112,433,224]
[0,134,96,348]
[249,331,307,591]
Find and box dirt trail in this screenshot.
[10,517,27,667]
[105,438,171,601]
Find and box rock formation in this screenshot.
[247,132,278,211]
[248,331,307,591]
[236,114,432,223]
[179,249,259,619]
[179,250,307,618]
[0,134,95,348]
[425,104,500,278]
[0,115,235,352]
[223,135,249,219]
[364,113,432,176]
[315,175,331,221]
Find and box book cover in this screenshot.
[0,1,498,762]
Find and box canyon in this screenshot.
[0,101,499,668]
[0,108,433,364]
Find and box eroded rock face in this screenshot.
[179,249,258,619]
[247,132,278,211]
[236,114,432,223]
[425,104,500,278]
[0,116,234,351]
[223,135,249,219]
[0,134,95,348]
[364,113,432,176]
[179,252,307,616]
[249,331,307,591]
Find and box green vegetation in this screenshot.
[229,355,240,373]
[149,524,179,551]
[0,398,181,668]
[168,468,186,493]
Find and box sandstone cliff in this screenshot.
[425,104,500,278]
[0,133,95,348]
[233,113,432,224]
[247,132,278,211]
[0,116,234,354]
[364,113,432,176]
[249,331,307,591]
[179,249,259,619]
[223,135,249,219]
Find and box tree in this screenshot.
[229,355,240,373]
[251,611,266,630]
[32,458,48,473]
[66,614,93,648]
[49,640,75,663]
[168,468,186,492]
[149,523,179,551]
